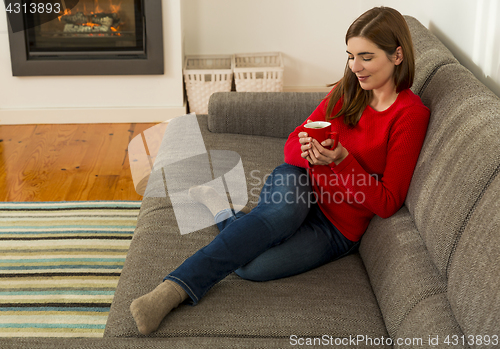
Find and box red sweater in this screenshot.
[284,88,430,241]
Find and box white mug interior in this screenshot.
[304,121,331,129]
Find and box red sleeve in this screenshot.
[284,96,330,168]
[330,105,430,218]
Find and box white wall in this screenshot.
[0,0,185,125]
[406,0,500,97]
[1,0,498,125]
[182,0,351,91]
[183,0,500,96]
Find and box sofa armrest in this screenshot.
[207,91,327,138]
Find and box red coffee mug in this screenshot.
[303,121,339,149]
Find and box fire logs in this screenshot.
[61,11,88,25]
[62,11,120,33]
[64,23,111,33]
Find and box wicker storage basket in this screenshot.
[183,55,234,114]
[234,52,284,92]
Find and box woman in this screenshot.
[130,6,430,335]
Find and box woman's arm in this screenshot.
[284,97,330,168]
[329,106,430,218]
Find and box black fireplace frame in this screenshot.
[7,0,163,76]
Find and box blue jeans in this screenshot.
[165,163,359,305]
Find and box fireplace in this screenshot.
[7,0,163,76]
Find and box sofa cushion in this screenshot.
[105,116,389,343]
[405,63,500,277]
[359,207,455,338]
[106,205,388,341]
[208,92,326,138]
[404,16,458,96]
[447,171,500,338]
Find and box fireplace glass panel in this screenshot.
[26,0,144,57]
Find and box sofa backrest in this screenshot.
[404,16,458,97]
[405,63,500,278]
[404,15,500,279]
[447,171,500,336]
[208,92,326,138]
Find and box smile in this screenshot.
[357,75,370,82]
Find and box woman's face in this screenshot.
[346,36,402,93]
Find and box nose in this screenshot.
[349,58,363,74]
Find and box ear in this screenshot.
[394,46,404,65]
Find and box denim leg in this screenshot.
[235,203,360,281]
[165,163,313,305]
[214,209,247,232]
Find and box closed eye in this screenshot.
[347,57,372,62]
[346,50,374,62]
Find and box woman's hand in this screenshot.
[299,121,349,166]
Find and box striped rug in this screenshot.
[0,201,141,338]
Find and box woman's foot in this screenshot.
[189,185,251,218]
[188,186,231,216]
[130,280,188,335]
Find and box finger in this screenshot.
[299,137,312,146]
[301,150,313,164]
[311,140,326,158]
[311,147,324,162]
[311,140,332,164]
[308,148,318,164]
[306,119,312,123]
[316,139,334,154]
[322,138,341,150]
[321,138,334,149]
[302,142,314,155]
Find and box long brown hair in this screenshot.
[326,7,415,126]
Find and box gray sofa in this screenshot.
[103,15,500,348]
[3,15,499,349]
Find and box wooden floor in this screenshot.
[0,123,158,202]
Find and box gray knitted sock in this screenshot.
[130,280,188,335]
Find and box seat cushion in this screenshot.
[105,116,389,343]
[106,206,388,340]
[105,197,388,341]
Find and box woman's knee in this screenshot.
[271,164,309,185]
[259,164,313,209]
